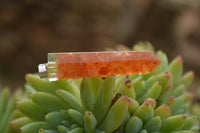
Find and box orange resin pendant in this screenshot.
[40,51,161,81]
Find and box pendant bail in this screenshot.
[38,63,48,78]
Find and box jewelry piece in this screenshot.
[38,51,161,81]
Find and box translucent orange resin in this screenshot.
[47,51,161,81]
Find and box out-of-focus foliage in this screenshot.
[0,88,22,133]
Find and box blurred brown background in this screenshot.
[0,0,200,94]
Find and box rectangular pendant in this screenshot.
[40,51,161,81]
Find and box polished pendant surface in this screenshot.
[39,51,161,81]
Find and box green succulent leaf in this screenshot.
[99,96,129,133]
[94,75,115,124]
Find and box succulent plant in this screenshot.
[191,88,200,125]
[1,42,199,133]
[0,88,22,133]
[191,104,200,123]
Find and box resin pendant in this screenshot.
[39,51,161,81]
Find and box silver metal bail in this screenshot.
[38,63,47,78]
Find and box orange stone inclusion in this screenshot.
[52,51,161,80]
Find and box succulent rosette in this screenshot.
[0,42,199,133]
